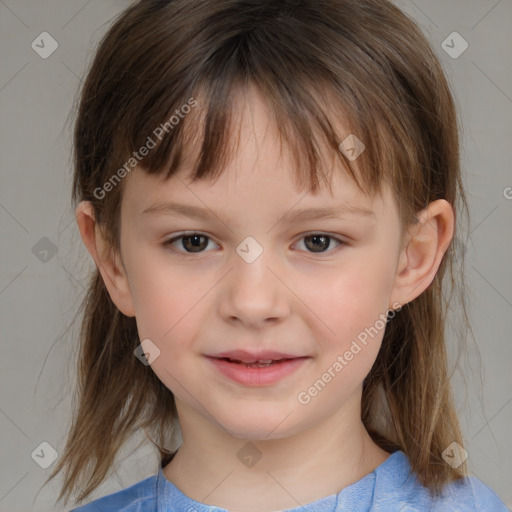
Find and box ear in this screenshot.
[389,199,455,308]
[75,201,135,317]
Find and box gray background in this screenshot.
[1,1,511,511]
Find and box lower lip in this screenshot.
[206,357,309,386]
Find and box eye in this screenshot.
[164,232,218,254]
[294,233,346,254]
[163,232,346,255]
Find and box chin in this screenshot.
[217,408,303,441]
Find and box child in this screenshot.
[46,0,509,510]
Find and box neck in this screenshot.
[163,391,390,512]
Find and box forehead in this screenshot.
[121,84,393,219]
[122,162,393,232]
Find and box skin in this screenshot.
[76,86,454,512]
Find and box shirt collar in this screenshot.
[156,449,410,512]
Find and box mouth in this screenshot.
[214,357,298,368]
[205,354,311,386]
[206,349,307,362]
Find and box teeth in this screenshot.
[227,358,279,367]
[228,359,277,364]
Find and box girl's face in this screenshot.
[116,88,406,440]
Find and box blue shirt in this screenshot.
[70,450,509,511]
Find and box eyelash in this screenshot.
[163,232,347,256]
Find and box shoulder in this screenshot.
[373,451,510,512]
[430,475,510,512]
[69,473,158,512]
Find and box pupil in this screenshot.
[307,235,329,252]
[184,235,207,252]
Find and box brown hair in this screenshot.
[47,0,474,506]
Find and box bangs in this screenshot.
[126,76,385,201]
[101,4,394,203]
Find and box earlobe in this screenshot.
[389,200,455,307]
[75,201,136,317]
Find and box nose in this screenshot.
[217,246,291,328]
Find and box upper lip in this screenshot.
[206,350,307,363]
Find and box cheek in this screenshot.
[295,266,392,406]
[295,254,396,375]
[300,254,395,329]
[129,263,204,392]
[126,248,204,349]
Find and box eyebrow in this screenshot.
[142,201,376,222]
